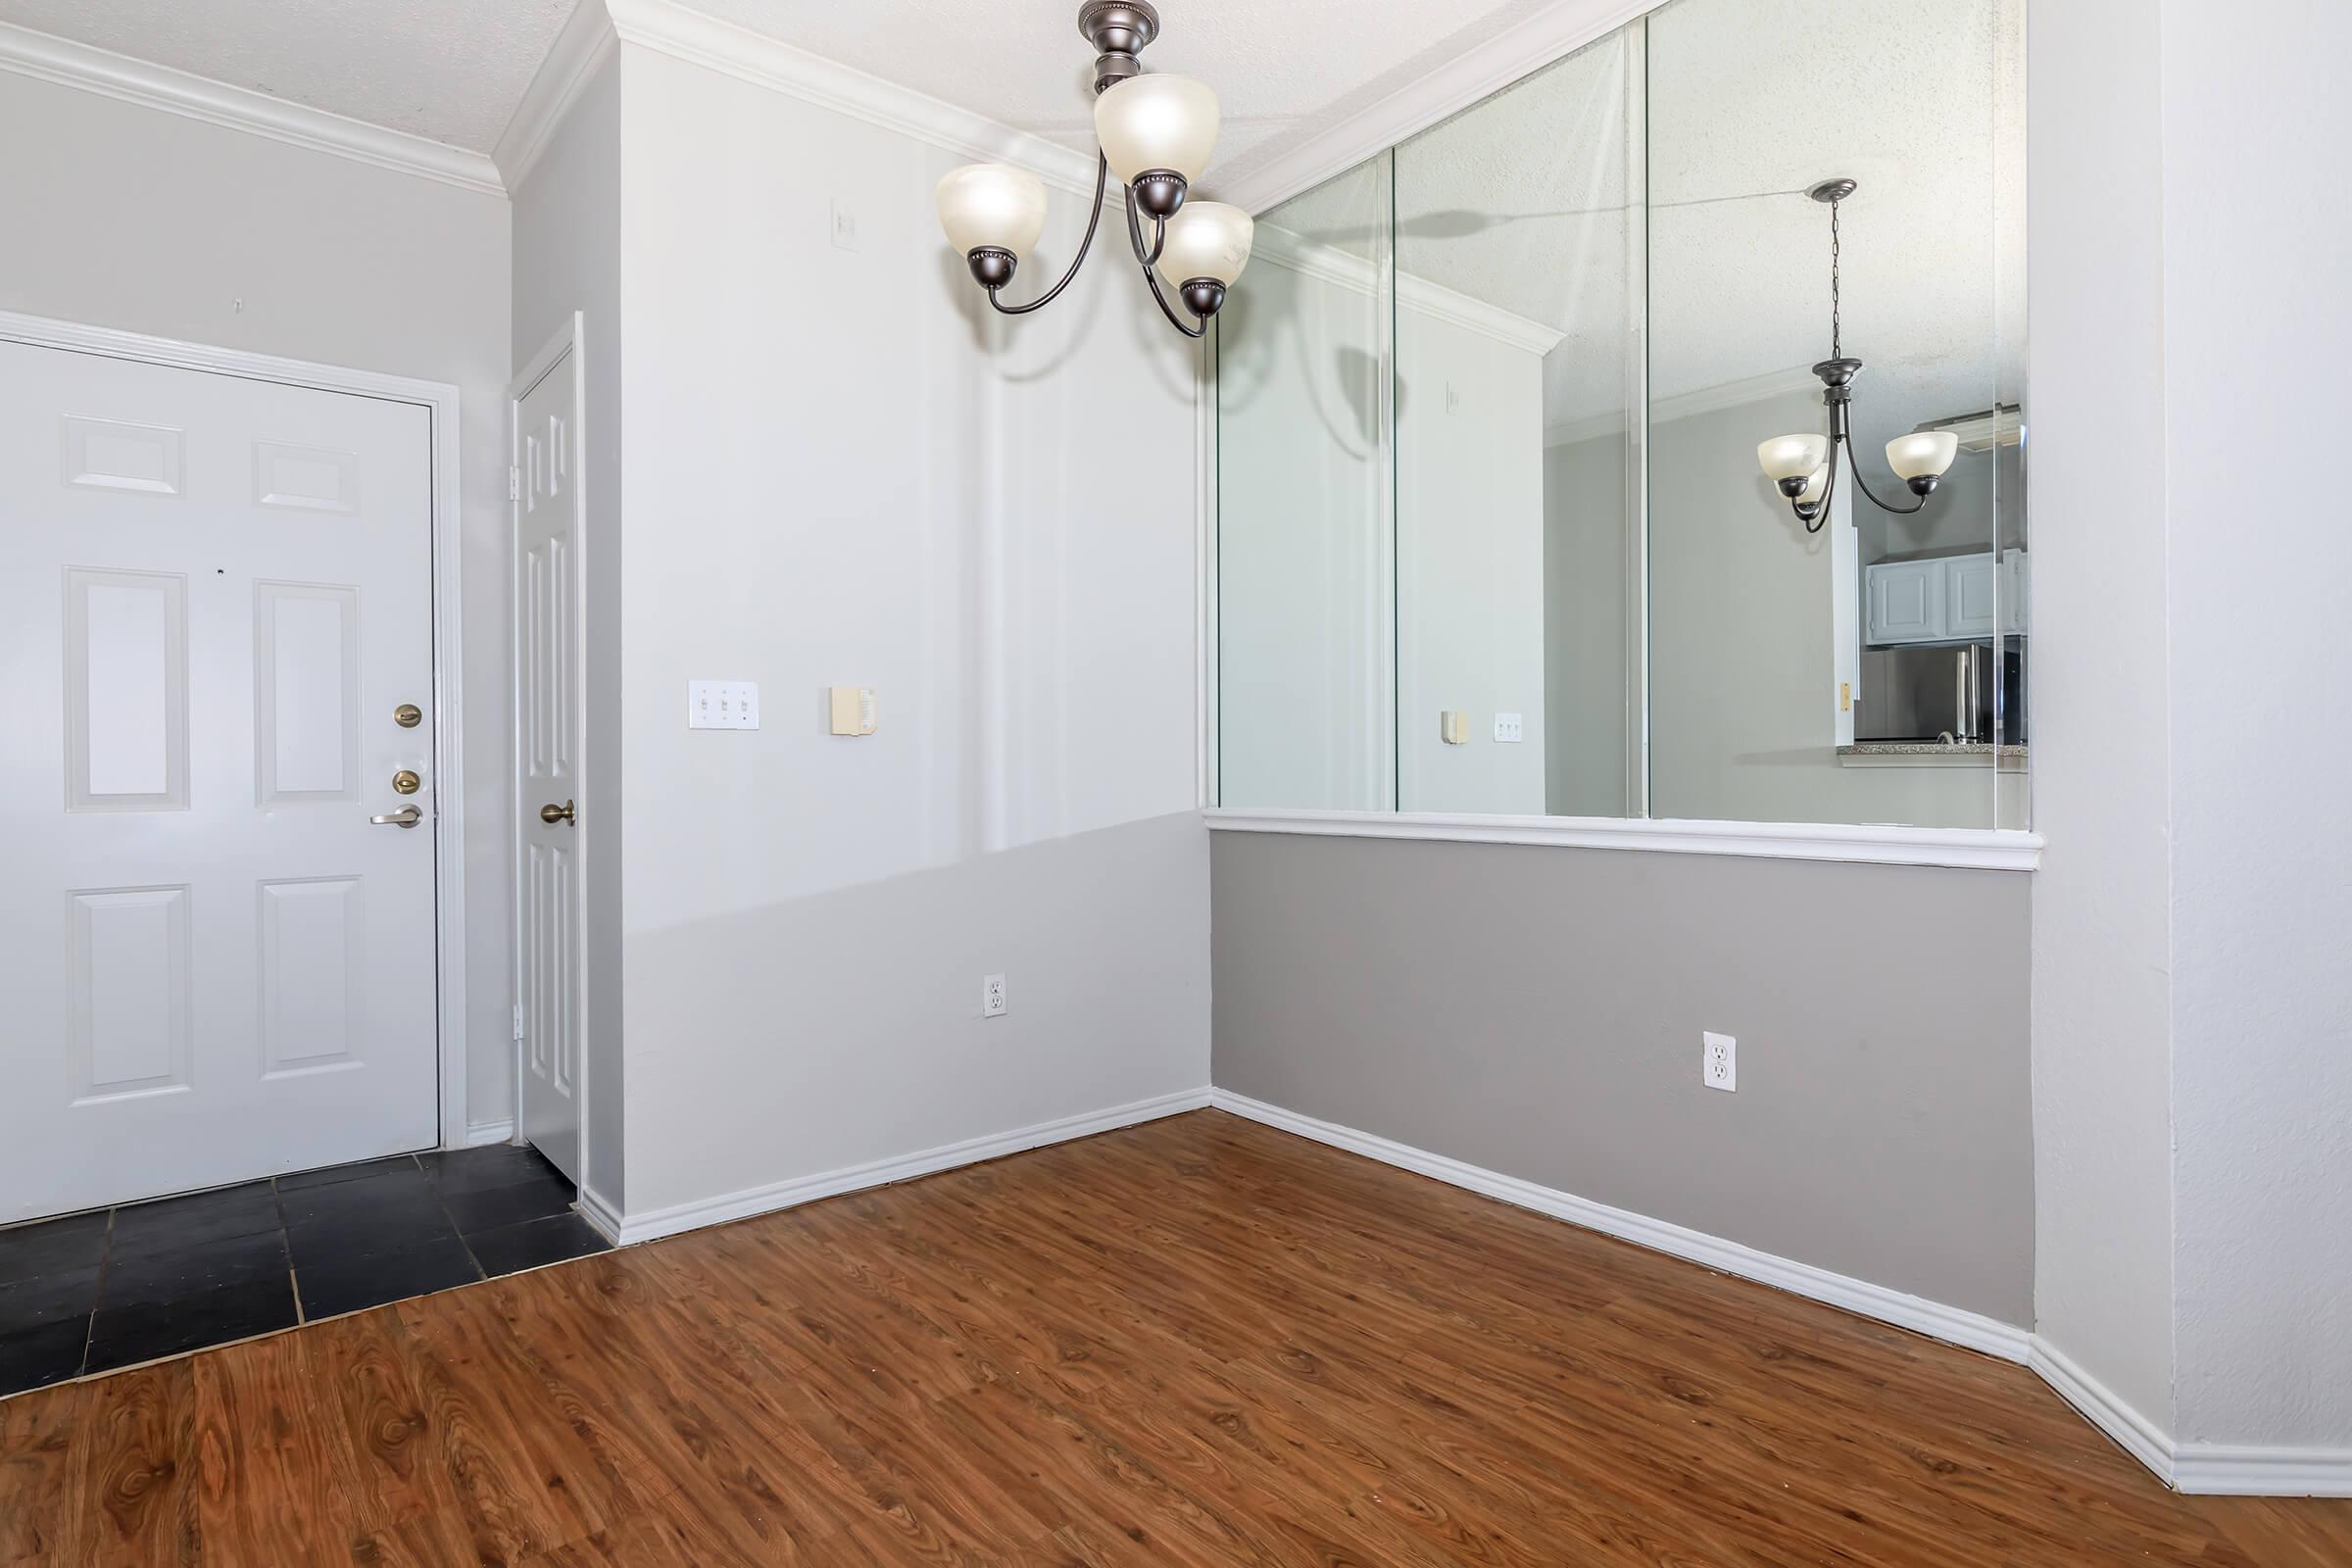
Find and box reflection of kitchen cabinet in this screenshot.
[1868,559,1944,643]
[1947,556,1998,637]
[1867,551,2029,644]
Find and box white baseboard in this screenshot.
[575,1183,625,1248]
[1208,1089,2033,1363]
[462,1119,516,1148]
[601,1087,1212,1247]
[1210,1091,2352,1497]
[2029,1338,2176,1484]
[2173,1444,2352,1497]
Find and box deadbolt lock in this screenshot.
[394,703,423,728]
[392,769,422,795]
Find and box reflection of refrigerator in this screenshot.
[1860,643,2027,743]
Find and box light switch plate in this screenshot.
[688,680,760,730]
[830,198,860,251]
[1494,711,1524,743]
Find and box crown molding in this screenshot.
[602,0,1100,196]
[1400,274,1564,357]
[494,0,619,190]
[1221,0,1659,217]
[1544,365,1823,447]
[0,19,504,197]
[1252,224,1563,357]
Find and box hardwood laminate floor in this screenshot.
[2,1110,2346,1566]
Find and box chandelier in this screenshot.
[1757,178,1959,532]
[933,2,1252,339]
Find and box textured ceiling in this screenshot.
[0,0,577,151]
[1262,0,2027,437]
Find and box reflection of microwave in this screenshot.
[1860,642,2026,744]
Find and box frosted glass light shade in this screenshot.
[1095,74,1220,184]
[1157,201,1253,285]
[935,164,1048,257]
[1757,433,1831,482]
[1886,430,1961,480]
[1794,465,1829,506]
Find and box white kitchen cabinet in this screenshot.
[1867,551,2030,644]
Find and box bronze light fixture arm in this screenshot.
[1123,183,1204,337]
[988,154,1111,316]
[1839,437,1931,518]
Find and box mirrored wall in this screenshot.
[1213,0,2028,830]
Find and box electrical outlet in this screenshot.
[1702,1031,1737,1092]
[1494,711,1524,744]
[982,974,1007,1018]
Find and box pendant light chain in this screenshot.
[1829,196,1842,361]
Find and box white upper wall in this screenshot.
[0,67,518,1136]
[2160,0,2352,1451]
[609,41,1209,1217]
[2026,0,2179,1439]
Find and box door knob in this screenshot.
[370,806,423,829]
[540,799,576,825]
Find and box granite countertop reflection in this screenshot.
[1838,741,2029,759]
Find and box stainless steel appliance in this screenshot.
[1859,642,2026,744]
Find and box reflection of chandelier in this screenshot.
[1756,178,1958,533]
[933,3,1253,341]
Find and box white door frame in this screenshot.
[508,314,590,1191]
[0,308,473,1152]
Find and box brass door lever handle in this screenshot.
[540,799,576,825]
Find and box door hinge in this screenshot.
[513,1003,526,1040]
[509,465,521,502]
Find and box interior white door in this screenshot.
[514,348,583,1185]
[0,338,441,1223]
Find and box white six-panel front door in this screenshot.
[0,339,440,1223]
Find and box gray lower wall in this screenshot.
[1210,832,2034,1326]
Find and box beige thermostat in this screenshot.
[829,686,878,736]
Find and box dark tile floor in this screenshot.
[0,1143,608,1398]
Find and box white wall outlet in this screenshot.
[688,680,760,730]
[1494,711,1524,743]
[982,973,1007,1018]
[1702,1031,1737,1092]
[830,198,860,251]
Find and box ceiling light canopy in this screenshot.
[934,1,1246,340]
[1759,179,1961,531]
